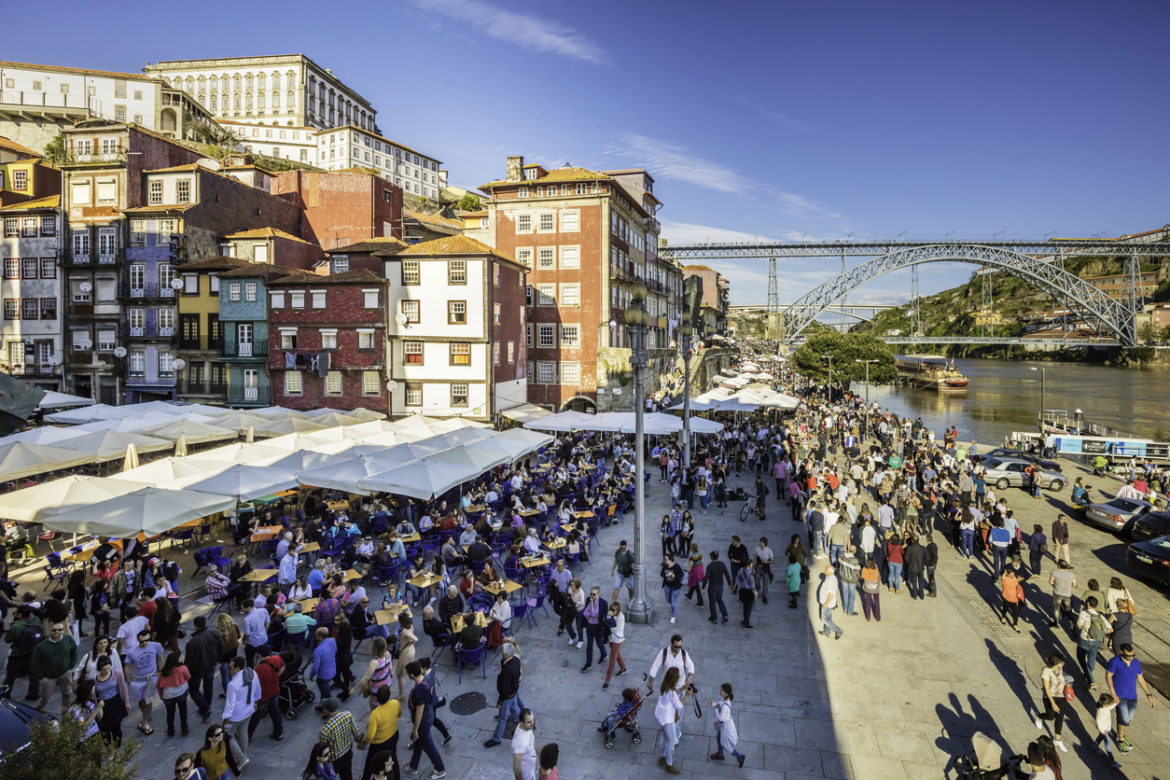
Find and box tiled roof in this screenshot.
[177,257,253,272]
[0,194,60,212]
[480,166,611,189]
[460,210,488,219]
[218,263,300,280]
[0,136,42,157]
[404,209,462,231]
[223,227,316,246]
[146,163,206,174]
[683,265,716,273]
[329,237,408,254]
[0,60,154,82]
[267,268,386,286]
[388,235,519,266]
[121,203,196,214]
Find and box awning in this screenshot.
[500,403,553,424]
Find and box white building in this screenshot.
[144,54,376,133]
[0,194,63,390]
[218,119,318,164]
[316,125,442,200]
[0,60,224,153]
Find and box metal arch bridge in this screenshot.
[728,303,898,322]
[658,239,1170,346]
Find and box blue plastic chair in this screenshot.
[454,637,488,682]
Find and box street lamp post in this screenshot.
[821,352,834,401]
[625,281,655,624]
[680,321,693,468]
[1030,366,1046,434]
[855,358,877,439]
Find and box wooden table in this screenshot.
[62,542,101,564]
[521,556,551,569]
[341,568,362,583]
[300,541,321,553]
[241,568,278,583]
[376,605,410,625]
[297,598,319,614]
[573,510,595,520]
[406,572,444,589]
[519,509,540,518]
[250,525,283,543]
[326,500,350,512]
[560,523,578,534]
[465,504,487,513]
[546,538,567,551]
[482,579,523,596]
[450,611,487,633]
[399,532,421,544]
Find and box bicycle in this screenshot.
[739,496,759,522]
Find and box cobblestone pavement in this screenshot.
[6,444,1168,779]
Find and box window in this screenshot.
[71,279,91,303]
[128,308,145,333]
[559,283,580,306]
[285,370,303,395]
[3,299,17,319]
[40,215,55,236]
[22,299,38,320]
[449,342,470,365]
[538,212,556,233]
[451,383,468,407]
[176,179,191,203]
[405,383,423,406]
[537,323,555,348]
[493,303,501,324]
[311,291,326,308]
[536,284,556,306]
[180,314,199,344]
[279,330,297,349]
[3,259,18,279]
[447,300,466,325]
[159,351,175,376]
[159,263,174,291]
[362,371,380,396]
[537,247,556,269]
[320,330,338,349]
[228,282,241,301]
[401,300,420,324]
[362,289,379,308]
[290,290,305,308]
[560,324,580,347]
[515,248,533,269]
[244,282,257,302]
[525,285,533,307]
[128,264,145,293]
[448,259,466,285]
[536,361,555,384]
[98,228,115,257]
[324,371,342,395]
[493,343,500,365]
[526,323,533,347]
[559,246,580,269]
[401,260,420,285]
[493,263,500,286]
[507,341,514,363]
[71,180,91,205]
[115,81,126,98]
[518,186,529,198]
[560,361,581,384]
[97,328,116,352]
[560,210,580,232]
[12,170,27,191]
[357,329,376,350]
[3,218,16,237]
[149,180,163,205]
[516,213,532,233]
[40,298,56,320]
[19,217,35,238]
[405,341,424,364]
[158,307,175,334]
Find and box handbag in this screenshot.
[1063,673,1075,702]
[861,578,880,594]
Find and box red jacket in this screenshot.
[254,654,285,702]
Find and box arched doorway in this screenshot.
[561,395,597,413]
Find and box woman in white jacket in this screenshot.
[709,682,745,767]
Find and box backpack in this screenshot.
[15,622,45,655]
[1088,612,1107,643]
[661,646,687,668]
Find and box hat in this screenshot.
[208,564,218,572]
[320,697,341,713]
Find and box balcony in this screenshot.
[98,252,116,264]
[228,385,267,406]
[73,252,91,264]
[243,387,259,402]
[222,342,266,359]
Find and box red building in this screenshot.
[266,269,388,412]
[271,169,403,250]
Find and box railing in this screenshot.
[129,326,144,337]
[159,326,174,337]
[129,287,145,299]
[222,342,266,358]
[243,386,258,401]
[73,252,90,264]
[98,253,116,264]
[238,342,254,357]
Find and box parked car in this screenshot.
[1084,497,1154,532]
[0,696,51,766]
[1125,534,1170,587]
[974,448,1063,474]
[979,457,1066,491]
[1122,511,1170,541]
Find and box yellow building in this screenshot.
[974,309,1005,328]
[174,256,252,404]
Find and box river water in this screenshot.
[850,358,1170,446]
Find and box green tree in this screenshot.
[456,193,481,211]
[42,133,67,164]
[1138,321,1157,344]
[791,331,897,390]
[5,716,140,780]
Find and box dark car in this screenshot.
[1125,534,1170,587]
[1122,511,1170,541]
[0,696,51,764]
[973,448,1063,474]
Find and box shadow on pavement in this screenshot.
[934,692,1009,779]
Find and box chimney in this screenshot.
[506,155,524,183]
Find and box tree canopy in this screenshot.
[4,716,139,780]
[792,332,897,388]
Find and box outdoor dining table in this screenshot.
[406,572,444,589]
[450,611,488,633]
[250,525,283,543]
[376,604,411,625]
[296,598,319,613]
[399,532,421,544]
[482,578,523,597]
[521,555,551,569]
[240,568,277,597]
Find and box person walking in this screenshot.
[123,627,165,736]
[603,602,628,690]
[318,698,362,780]
[403,661,446,779]
[785,553,802,609]
[484,643,525,748]
[311,627,339,700]
[157,650,192,737]
[837,546,860,615]
[30,621,77,715]
[999,566,1023,632]
[1048,560,1077,628]
[1106,643,1157,754]
[184,616,223,722]
[654,667,691,775]
[753,537,774,605]
[1033,653,1069,753]
[860,559,882,622]
[661,554,684,626]
[1075,596,1109,689]
[610,540,635,605]
[734,560,757,629]
[708,682,745,767]
[359,686,401,780]
[248,651,285,743]
[221,656,261,770]
[646,634,695,694]
[702,551,731,625]
[818,565,844,639]
[903,535,927,601]
[579,587,608,672]
[1093,693,1123,769]
[194,725,241,780]
[93,654,130,746]
[1051,515,1071,566]
[511,708,537,780]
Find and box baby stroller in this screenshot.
[598,687,644,749]
[277,656,316,720]
[953,732,1024,779]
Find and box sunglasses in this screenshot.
[176,767,193,775]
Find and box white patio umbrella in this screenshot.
[356,459,474,500]
[41,487,236,537]
[428,427,496,447]
[491,428,554,460]
[523,411,601,432]
[386,415,442,438]
[344,408,388,422]
[54,430,173,463]
[183,463,301,502]
[73,413,179,434]
[425,416,490,433]
[34,390,96,410]
[687,416,724,434]
[424,438,513,472]
[301,407,349,417]
[266,449,349,474]
[138,418,237,445]
[310,411,364,427]
[174,435,188,458]
[0,475,154,522]
[184,442,288,466]
[250,406,307,417]
[250,416,330,437]
[111,456,226,488]
[0,440,97,481]
[1,426,89,446]
[205,410,273,432]
[122,443,139,471]
[44,403,122,425]
[297,455,400,494]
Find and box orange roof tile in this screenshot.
[480,165,611,190]
[0,60,155,82]
[0,136,42,158]
[388,235,520,267]
[404,209,462,231]
[0,194,60,212]
[121,203,196,214]
[329,237,408,254]
[267,268,386,286]
[223,227,316,246]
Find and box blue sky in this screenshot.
[6,0,1168,305]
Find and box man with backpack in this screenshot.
[2,605,44,700]
[1076,596,1110,688]
[646,633,695,694]
[222,656,261,770]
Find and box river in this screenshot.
[849,358,1170,446]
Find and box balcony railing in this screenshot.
[98,252,116,264]
[73,252,91,264]
[222,342,266,358]
[159,326,174,337]
[243,386,258,401]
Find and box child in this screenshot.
[785,553,802,609]
[1094,692,1121,768]
[709,682,745,767]
[599,688,637,733]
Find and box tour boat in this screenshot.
[895,355,970,393]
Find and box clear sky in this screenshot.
[5,0,1168,305]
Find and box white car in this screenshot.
[979,457,1065,492]
[1085,497,1154,532]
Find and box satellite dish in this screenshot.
[386,380,399,392]
[49,354,62,366]
[79,281,92,292]
[113,346,128,358]
[394,312,408,327]
[173,358,186,370]
[171,277,185,290]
